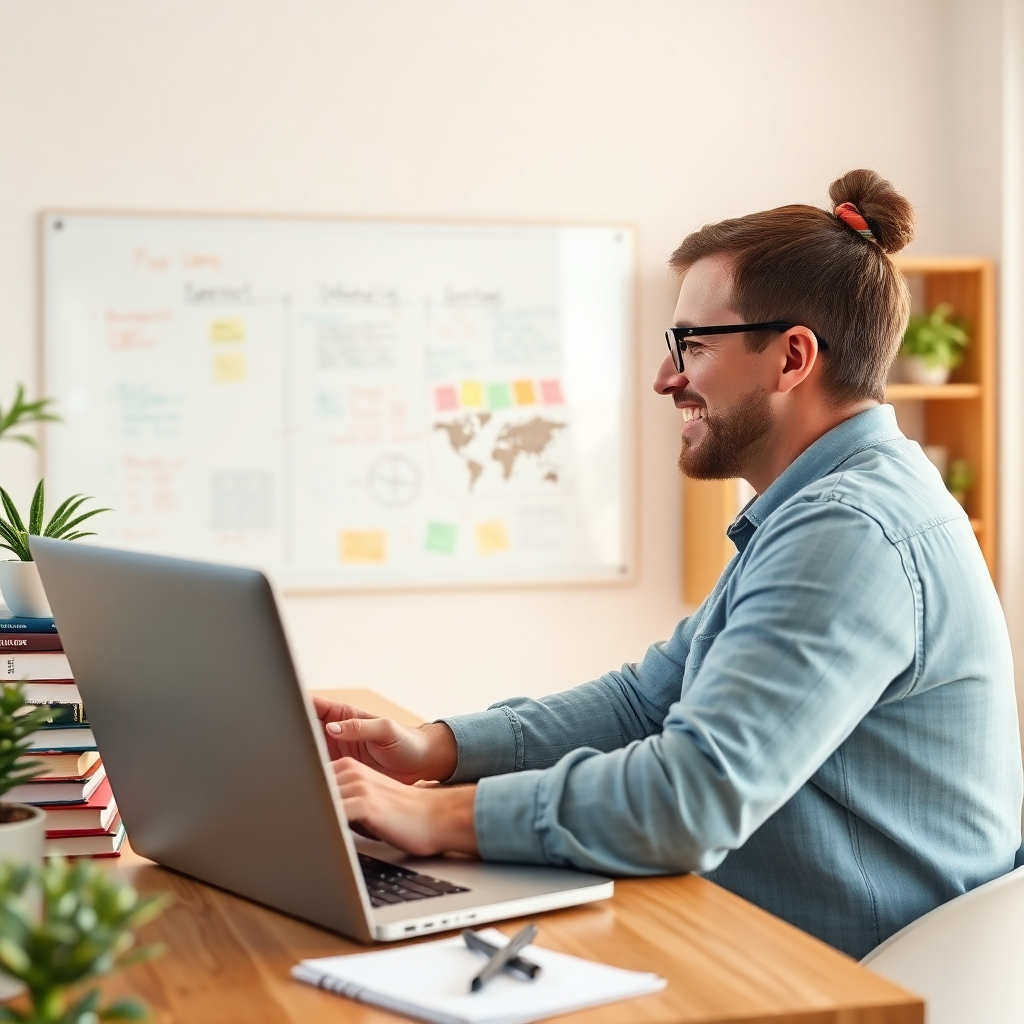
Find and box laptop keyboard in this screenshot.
[359,853,471,908]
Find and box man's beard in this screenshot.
[677,386,773,480]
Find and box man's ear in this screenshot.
[776,327,821,394]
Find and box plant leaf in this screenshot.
[45,495,90,535]
[0,526,30,560]
[46,507,111,539]
[28,480,45,536]
[57,532,97,542]
[98,998,150,1021]
[0,486,26,534]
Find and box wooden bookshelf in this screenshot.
[682,257,997,605]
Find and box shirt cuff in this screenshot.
[437,706,522,783]
[474,770,548,864]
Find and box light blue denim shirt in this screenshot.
[441,405,1023,958]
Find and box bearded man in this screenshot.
[315,170,1023,959]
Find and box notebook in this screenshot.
[292,928,665,1024]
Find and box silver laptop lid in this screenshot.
[31,537,374,942]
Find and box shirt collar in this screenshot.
[726,405,904,553]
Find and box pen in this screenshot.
[462,928,541,980]
[469,923,539,992]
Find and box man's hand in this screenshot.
[334,758,478,857]
[313,698,458,785]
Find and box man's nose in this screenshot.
[653,352,688,395]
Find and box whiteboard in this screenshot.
[42,212,634,590]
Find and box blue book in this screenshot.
[0,609,58,633]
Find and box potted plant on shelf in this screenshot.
[0,684,51,1001]
[0,483,109,619]
[947,459,974,507]
[0,857,169,1022]
[899,302,969,386]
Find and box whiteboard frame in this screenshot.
[39,208,640,595]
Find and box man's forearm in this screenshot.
[428,783,478,855]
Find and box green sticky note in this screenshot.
[487,382,513,410]
[424,521,458,555]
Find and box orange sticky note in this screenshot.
[513,380,536,405]
[475,519,509,555]
[340,529,387,563]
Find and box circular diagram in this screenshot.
[367,453,422,508]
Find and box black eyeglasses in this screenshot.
[664,321,829,373]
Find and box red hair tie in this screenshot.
[834,202,878,241]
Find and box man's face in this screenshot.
[653,256,776,481]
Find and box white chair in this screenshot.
[861,866,1024,1024]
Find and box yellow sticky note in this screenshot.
[340,529,387,564]
[475,519,509,556]
[460,381,485,408]
[212,350,248,383]
[209,318,246,343]
[513,380,536,405]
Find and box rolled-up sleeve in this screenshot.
[472,498,917,874]
[439,605,704,784]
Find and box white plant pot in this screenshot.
[901,356,952,386]
[0,804,45,1000]
[0,560,51,618]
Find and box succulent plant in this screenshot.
[0,483,110,563]
[0,857,169,1023]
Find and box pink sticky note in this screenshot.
[434,385,458,412]
[540,379,564,405]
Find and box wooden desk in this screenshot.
[92,689,922,1023]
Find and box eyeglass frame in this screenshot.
[664,320,829,374]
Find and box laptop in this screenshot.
[30,537,613,943]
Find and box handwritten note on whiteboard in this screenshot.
[42,213,634,590]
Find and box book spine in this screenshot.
[0,617,58,633]
[0,634,63,652]
[2,653,73,681]
[32,704,89,726]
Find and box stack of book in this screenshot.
[1,607,125,857]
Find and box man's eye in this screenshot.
[685,341,704,352]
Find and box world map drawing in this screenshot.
[434,413,567,491]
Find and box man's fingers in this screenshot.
[327,715,400,746]
[313,698,375,722]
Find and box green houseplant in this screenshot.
[0,483,109,619]
[899,303,969,385]
[0,685,52,1002]
[0,388,59,450]
[0,857,169,1023]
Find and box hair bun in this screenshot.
[829,169,916,255]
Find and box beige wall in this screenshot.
[0,0,991,717]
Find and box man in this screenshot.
[316,170,1022,958]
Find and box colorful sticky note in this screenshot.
[487,383,513,410]
[424,521,457,555]
[460,381,485,408]
[209,318,246,343]
[512,380,536,406]
[475,519,509,556]
[434,384,459,412]
[212,350,248,383]
[540,379,564,405]
[340,529,387,563]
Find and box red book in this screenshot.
[45,816,125,858]
[0,634,63,652]
[41,779,117,833]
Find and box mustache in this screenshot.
[674,389,706,407]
